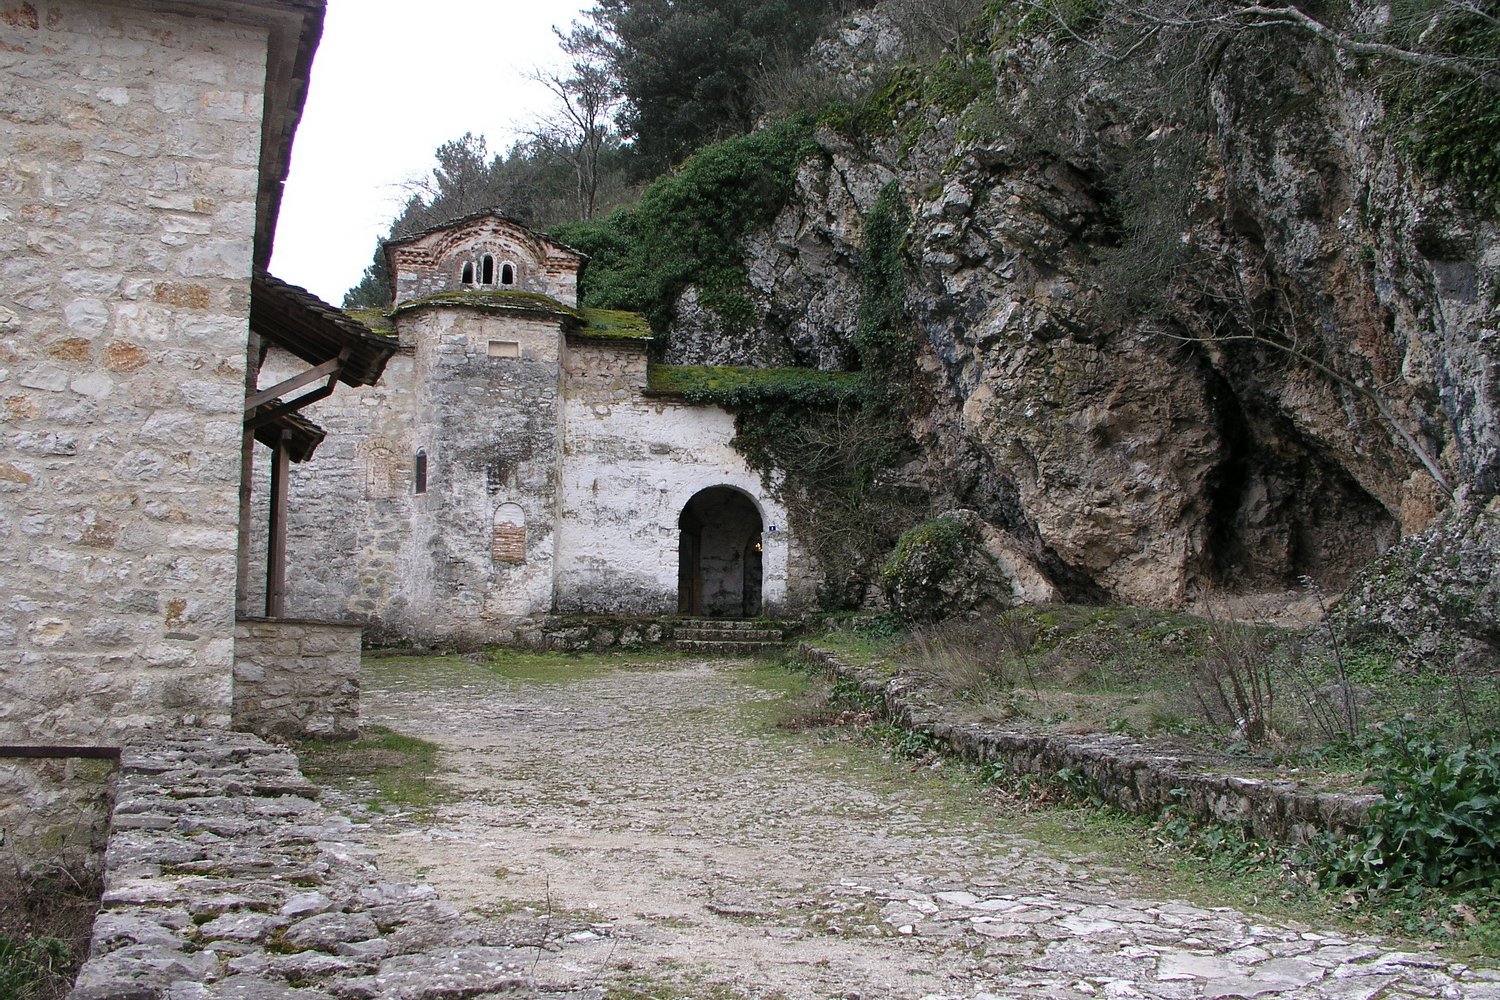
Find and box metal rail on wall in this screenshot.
[0,745,122,762]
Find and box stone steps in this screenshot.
[676,627,785,642]
[674,618,790,656]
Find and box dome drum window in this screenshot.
[458,252,519,289]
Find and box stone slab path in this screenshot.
[354,656,1499,1000]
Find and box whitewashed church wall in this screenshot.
[556,340,793,615]
[0,2,268,740]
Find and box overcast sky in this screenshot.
[269,0,593,306]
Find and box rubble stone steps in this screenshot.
[673,618,789,655]
[675,639,788,655]
[70,729,591,1000]
[675,627,785,643]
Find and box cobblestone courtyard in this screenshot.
[354,655,1498,999]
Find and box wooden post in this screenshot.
[265,430,290,618]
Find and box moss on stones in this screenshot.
[392,289,581,322]
[646,363,864,407]
[578,308,653,341]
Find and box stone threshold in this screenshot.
[70,728,592,999]
[796,644,1378,844]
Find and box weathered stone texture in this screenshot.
[0,1,264,741]
[69,729,543,1000]
[798,645,1378,844]
[232,618,361,740]
[0,756,113,858]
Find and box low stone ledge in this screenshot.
[234,619,363,741]
[796,644,1378,843]
[70,729,551,1000]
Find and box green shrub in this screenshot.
[646,364,863,408]
[552,115,820,336]
[1369,723,1500,890]
[1319,723,1500,893]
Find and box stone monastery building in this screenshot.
[0,0,817,860]
[249,212,809,644]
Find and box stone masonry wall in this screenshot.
[0,1,267,741]
[232,618,362,741]
[557,338,800,615]
[259,305,567,643]
[0,755,113,859]
[797,646,1377,844]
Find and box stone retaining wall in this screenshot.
[233,618,363,741]
[71,729,580,999]
[797,645,1378,843]
[0,756,113,859]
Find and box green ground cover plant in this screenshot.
[297,725,456,816]
[0,857,100,1000]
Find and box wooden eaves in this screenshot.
[243,271,395,617]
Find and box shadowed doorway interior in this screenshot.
[678,486,763,617]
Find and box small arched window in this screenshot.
[500,262,515,286]
[414,449,428,494]
[461,261,474,284]
[481,254,494,285]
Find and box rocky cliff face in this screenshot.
[660,2,1498,624]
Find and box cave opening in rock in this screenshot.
[677,486,764,618]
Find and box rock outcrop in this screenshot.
[658,0,1497,651]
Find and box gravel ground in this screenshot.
[348,655,1499,1000]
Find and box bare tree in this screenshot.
[525,24,623,222]
[886,0,994,57]
[1016,0,1498,83]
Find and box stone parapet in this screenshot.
[233,618,362,741]
[796,645,1378,844]
[70,729,561,999]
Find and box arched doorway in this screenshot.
[678,486,763,617]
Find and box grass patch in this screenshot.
[605,967,768,1000]
[799,613,905,669]
[805,603,1498,755]
[296,725,456,816]
[479,646,684,682]
[363,647,686,692]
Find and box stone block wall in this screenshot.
[233,618,361,740]
[0,1,269,741]
[0,756,114,859]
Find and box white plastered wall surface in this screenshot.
[555,341,791,616]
